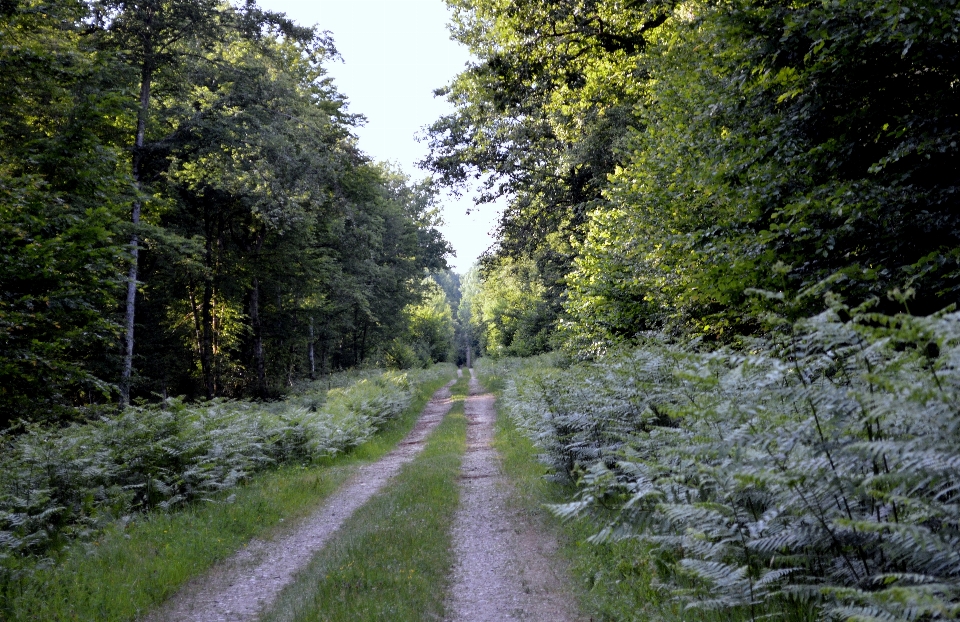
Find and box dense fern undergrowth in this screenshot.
[478,305,960,621]
[0,365,454,571]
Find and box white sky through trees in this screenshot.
[261,0,499,273]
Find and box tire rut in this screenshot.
[445,369,581,622]
[144,379,458,622]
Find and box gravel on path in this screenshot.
[446,369,581,622]
[144,379,457,622]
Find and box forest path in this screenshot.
[445,369,581,622]
[144,379,458,622]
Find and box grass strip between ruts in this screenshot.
[259,375,469,622]
[2,373,455,622]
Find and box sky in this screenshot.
[260,0,500,273]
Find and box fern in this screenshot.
[0,365,454,567]
[480,306,960,620]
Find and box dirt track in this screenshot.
[445,369,580,622]
[144,380,457,622]
[145,371,579,621]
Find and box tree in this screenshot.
[137,22,354,398]
[456,265,481,365]
[310,164,451,371]
[565,0,960,344]
[90,0,231,403]
[131,27,455,396]
[391,278,456,367]
[471,258,553,357]
[431,270,462,313]
[424,0,670,336]
[90,0,319,402]
[0,0,453,421]
[0,0,131,426]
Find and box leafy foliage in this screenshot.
[565,0,960,342]
[424,0,668,341]
[433,0,960,348]
[467,258,555,358]
[0,0,453,424]
[481,306,960,620]
[386,278,456,369]
[0,365,454,568]
[0,0,132,426]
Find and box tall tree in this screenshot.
[565,0,960,344]
[423,0,671,341]
[134,20,355,398]
[310,164,451,371]
[1,0,454,422]
[0,0,132,425]
[92,0,314,400]
[90,0,234,402]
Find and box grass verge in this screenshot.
[487,365,813,622]
[483,370,689,622]
[259,375,469,622]
[493,404,682,622]
[1,373,455,622]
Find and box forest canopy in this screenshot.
[0,0,455,427]
[428,0,960,355]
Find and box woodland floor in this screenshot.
[143,369,580,622]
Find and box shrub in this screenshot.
[0,365,455,562]
[485,307,960,620]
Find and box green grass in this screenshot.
[483,369,683,622]
[493,407,677,622]
[259,375,469,622]
[485,368,804,622]
[0,374,455,622]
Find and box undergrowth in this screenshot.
[484,362,694,622]
[479,303,960,621]
[0,364,456,620]
[260,375,469,622]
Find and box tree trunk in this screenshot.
[359,322,368,364]
[200,286,214,398]
[351,306,360,366]
[200,226,215,398]
[466,326,472,368]
[188,287,203,358]
[120,58,153,406]
[308,317,316,380]
[250,277,266,397]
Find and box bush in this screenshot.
[0,365,455,562]
[485,306,960,620]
